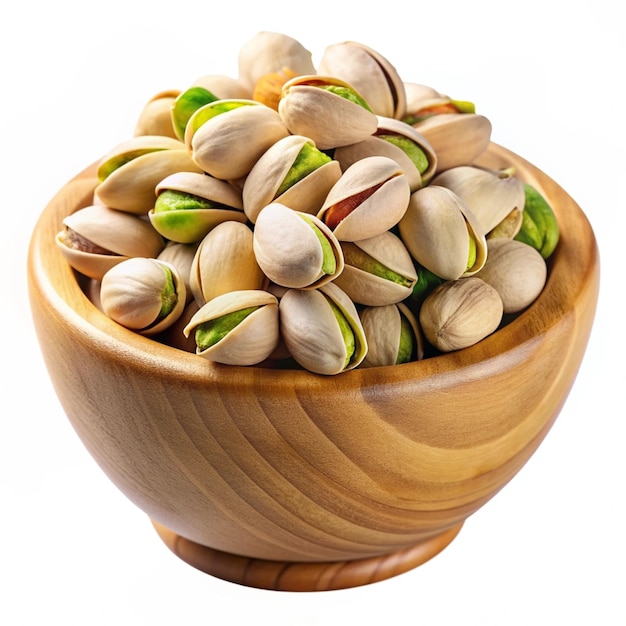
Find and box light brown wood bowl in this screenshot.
[27,143,599,592]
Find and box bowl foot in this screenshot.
[150,520,463,591]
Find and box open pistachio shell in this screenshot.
[190,220,265,307]
[100,257,186,336]
[157,241,198,305]
[171,86,219,141]
[333,230,417,306]
[242,134,342,223]
[183,289,280,366]
[279,281,368,375]
[253,202,344,289]
[134,90,180,138]
[149,171,246,243]
[55,204,165,280]
[317,41,407,120]
[278,75,378,150]
[191,74,251,100]
[398,185,487,281]
[185,99,290,180]
[318,155,411,242]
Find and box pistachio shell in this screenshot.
[191,74,251,100]
[318,155,411,241]
[183,289,280,365]
[242,134,342,222]
[277,75,378,150]
[279,282,367,375]
[134,90,180,138]
[474,238,547,314]
[157,241,198,305]
[317,41,407,119]
[419,276,503,352]
[190,220,265,306]
[55,204,165,280]
[398,185,487,281]
[253,203,344,289]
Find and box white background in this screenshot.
[3,1,624,624]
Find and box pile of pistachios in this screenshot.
[55,31,559,375]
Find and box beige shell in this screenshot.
[398,185,487,281]
[419,276,504,352]
[277,75,379,150]
[253,203,344,289]
[360,301,424,367]
[185,99,290,180]
[317,41,407,120]
[413,113,492,173]
[183,289,280,365]
[100,257,186,336]
[474,238,547,314]
[279,281,368,375]
[134,90,180,138]
[190,220,265,306]
[333,230,417,306]
[318,155,411,241]
[191,74,251,99]
[55,204,165,280]
[242,134,342,223]
[237,31,316,94]
[157,241,198,305]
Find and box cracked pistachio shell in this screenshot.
[242,134,342,223]
[317,41,407,120]
[184,99,290,180]
[134,90,180,138]
[237,31,316,94]
[279,282,368,375]
[157,241,198,305]
[474,238,547,314]
[183,289,280,365]
[360,301,424,367]
[253,203,344,289]
[333,230,417,306]
[94,135,202,214]
[149,171,246,243]
[334,116,437,192]
[100,257,186,336]
[190,220,265,307]
[317,155,411,241]
[398,185,487,281]
[402,83,476,125]
[419,276,503,352]
[277,75,378,150]
[432,165,526,236]
[55,204,165,280]
[412,113,492,174]
[514,183,560,259]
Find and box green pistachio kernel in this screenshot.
[514,183,559,259]
[325,296,355,369]
[342,242,414,288]
[299,215,337,276]
[377,133,429,174]
[276,143,332,196]
[171,86,218,140]
[467,235,477,271]
[159,264,178,320]
[154,189,217,213]
[409,264,444,304]
[318,85,373,112]
[396,312,415,364]
[195,306,259,350]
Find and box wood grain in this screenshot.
[27,143,600,590]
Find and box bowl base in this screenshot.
[150,520,463,591]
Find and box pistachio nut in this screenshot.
[183,289,280,366]
[237,31,316,94]
[398,185,487,280]
[474,238,547,314]
[191,74,251,100]
[419,276,504,352]
[134,89,180,138]
[316,41,407,120]
[253,202,344,289]
[318,155,411,241]
[277,75,378,150]
[360,302,424,367]
[94,135,202,214]
[190,220,265,306]
[100,257,186,336]
[171,85,219,141]
[184,99,290,180]
[333,230,417,306]
[242,134,342,223]
[149,171,246,243]
[514,183,560,258]
[279,281,367,375]
[56,204,165,280]
[402,82,476,125]
[432,165,526,236]
[252,67,299,111]
[157,241,199,305]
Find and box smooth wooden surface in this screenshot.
[27,143,600,590]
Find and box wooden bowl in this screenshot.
[27,143,599,592]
